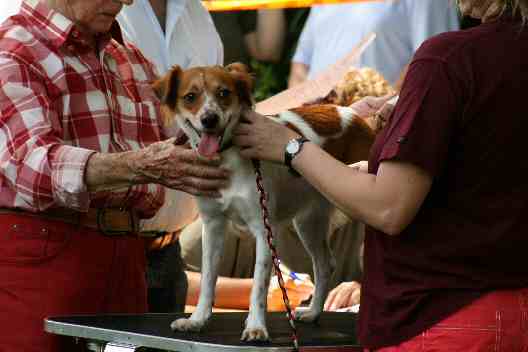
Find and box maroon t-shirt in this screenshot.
[359,17,528,348]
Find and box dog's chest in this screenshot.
[197,148,261,224]
[197,148,321,227]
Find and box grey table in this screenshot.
[45,312,362,352]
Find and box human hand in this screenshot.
[324,281,361,311]
[130,138,229,197]
[349,94,395,119]
[233,110,300,164]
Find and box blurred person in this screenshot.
[288,0,459,87]
[232,0,528,349]
[211,9,286,64]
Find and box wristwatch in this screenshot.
[284,137,309,176]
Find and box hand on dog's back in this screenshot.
[129,137,230,198]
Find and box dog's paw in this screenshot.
[170,318,206,332]
[241,325,270,342]
[294,307,321,323]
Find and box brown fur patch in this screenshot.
[290,105,343,136]
[323,117,376,164]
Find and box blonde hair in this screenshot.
[456,0,528,23]
[500,0,528,22]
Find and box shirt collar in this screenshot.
[19,0,124,50]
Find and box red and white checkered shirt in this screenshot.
[0,0,165,218]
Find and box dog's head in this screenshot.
[153,63,254,157]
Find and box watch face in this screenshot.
[286,139,300,154]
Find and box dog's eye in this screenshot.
[218,88,231,99]
[183,93,196,104]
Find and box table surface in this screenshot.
[45,312,361,352]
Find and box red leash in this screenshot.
[252,159,300,351]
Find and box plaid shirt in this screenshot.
[0,0,165,218]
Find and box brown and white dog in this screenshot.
[153,63,376,341]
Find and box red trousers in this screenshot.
[367,288,528,351]
[0,214,148,352]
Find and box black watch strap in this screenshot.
[284,137,308,177]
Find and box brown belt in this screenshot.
[0,207,183,251]
[0,207,139,235]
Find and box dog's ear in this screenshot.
[226,62,254,107]
[152,65,182,110]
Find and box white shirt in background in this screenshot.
[293,0,460,84]
[117,0,223,74]
[118,0,224,233]
[0,0,21,23]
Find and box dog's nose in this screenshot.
[202,113,220,129]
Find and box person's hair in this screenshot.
[501,0,528,23]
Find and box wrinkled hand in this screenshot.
[130,138,229,198]
[324,281,361,311]
[233,110,300,163]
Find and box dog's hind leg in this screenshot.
[170,215,227,332]
[292,202,335,323]
[241,220,272,341]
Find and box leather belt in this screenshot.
[0,207,140,236]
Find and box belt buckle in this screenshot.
[96,208,138,236]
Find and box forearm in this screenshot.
[288,62,309,88]
[253,9,286,62]
[186,271,253,309]
[292,142,432,235]
[292,143,391,232]
[85,150,149,192]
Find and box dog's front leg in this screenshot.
[170,215,227,332]
[241,222,272,341]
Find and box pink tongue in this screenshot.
[198,134,221,157]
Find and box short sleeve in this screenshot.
[378,57,462,178]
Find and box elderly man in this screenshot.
[0,0,228,351]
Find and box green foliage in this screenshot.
[251,8,310,102]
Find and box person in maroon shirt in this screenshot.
[233,0,528,350]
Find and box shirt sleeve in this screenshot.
[0,55,94,211]
[409,0,460,52]
[378,56,462,178]
[292,9,316,65]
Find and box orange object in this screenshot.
[202,0,384,12]
[267,275,314,312]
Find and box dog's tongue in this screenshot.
[198,133,221,157]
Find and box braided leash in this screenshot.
[251,159,300,351]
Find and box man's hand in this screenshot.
[324,281,361,311]
[129,138,229,197]
[86,138,229,198]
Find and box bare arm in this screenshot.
[233,111,432,236]
[85,138,229,197]
[185,271,253,309]
[288,62,309,88]
[245,9,286,62]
